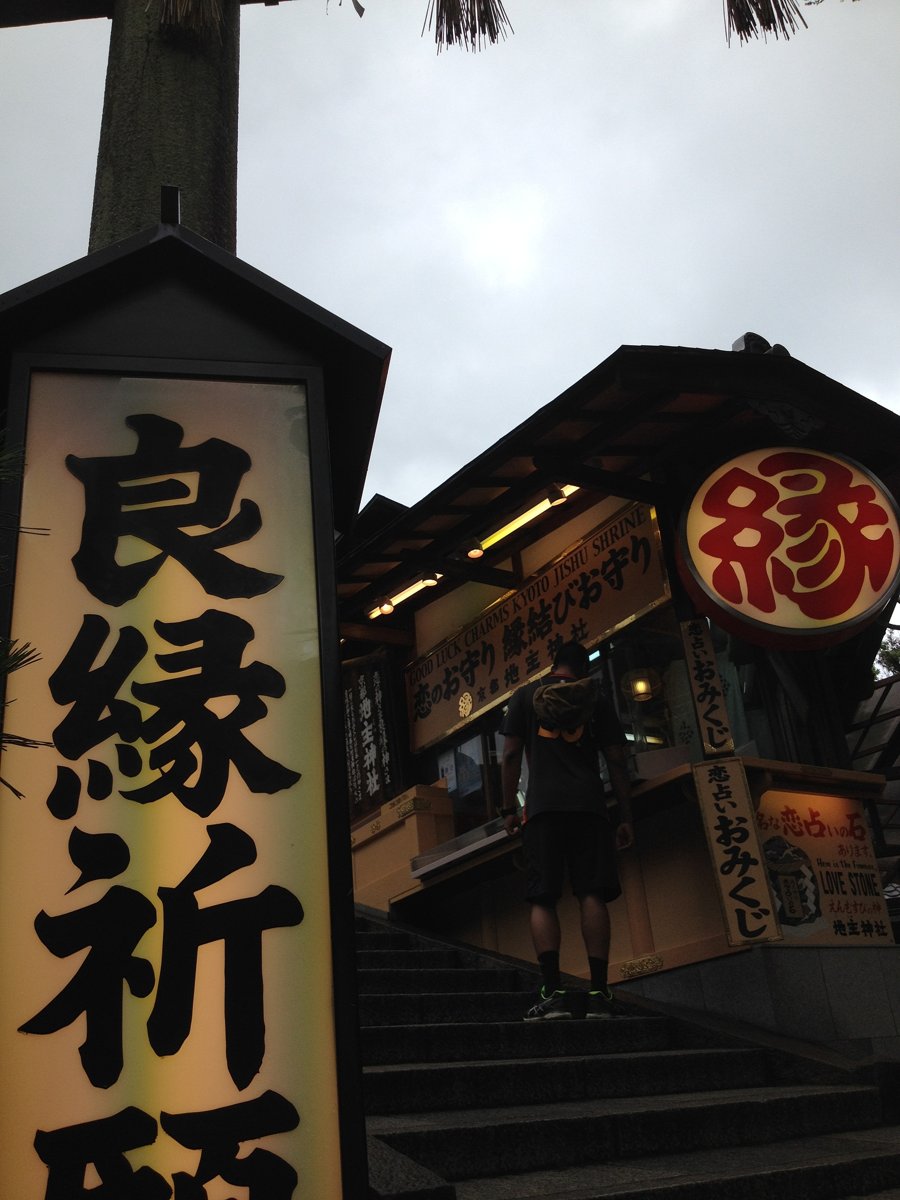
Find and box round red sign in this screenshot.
[678,447,900,647]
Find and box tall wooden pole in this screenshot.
[89,0,240,253]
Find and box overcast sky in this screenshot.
[2,1,898,509]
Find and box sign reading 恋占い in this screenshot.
[693,757,780,946]
[405,502,670,751]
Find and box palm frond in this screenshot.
[423,0,513,52]
[724,0,808,44]
[158,0,224,35]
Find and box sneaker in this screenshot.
[524,987,572,1021]
[586,988,616,1019]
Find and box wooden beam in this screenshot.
[532,451,665,505]
[339,621,414,648]
[2,0,290,27]
[438,559,519,590]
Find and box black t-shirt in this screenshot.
[501,674,625,819]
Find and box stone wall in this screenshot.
[621,944,900,1061]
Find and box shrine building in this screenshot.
[339,335,900,1058]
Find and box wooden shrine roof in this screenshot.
[336,341,900,645]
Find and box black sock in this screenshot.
[589,956,608,992]
[538,951,561,993]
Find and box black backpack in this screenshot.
[532,675,600,732]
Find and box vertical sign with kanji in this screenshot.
[0,373,346,1196]
[692,757,779,946]
[343,651,401,821]
[679,618,735,756]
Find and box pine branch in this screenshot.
[1,733,52,752]
[0,445,23,486]
[0,638,40,676]
[0,738,52,801]
[423,0,513,52]
[0,733,53,801]
[724,0,808,44]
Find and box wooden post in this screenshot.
[89,0,240,252]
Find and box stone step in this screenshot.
[358,948,466,970]
[452,1126,900,1199]
[357,926,470,954]
[358,967,526,995]
[357,928,429,947]
[367,1085,884,1182]
[356,925,535,977]
[359,987,660,1025]
[367,1136,454,1200]
[361,1015,677,1065]
[364,1046,768,1115]
[359,990,535,1026]
[356,912,898,1199]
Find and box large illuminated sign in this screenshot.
[0,373,345,1196]
[679,447,900,647]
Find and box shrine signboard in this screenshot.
[756,787,893,946]
[679,617,735,757]
[405,502,670,752]
[678,447,900,648]
[343,651,402,820]
[0,372,350,1196]
[693,757,779,946]
[693,760,893,948]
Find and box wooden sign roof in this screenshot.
[337,342,900,640]
[0,223,389,534]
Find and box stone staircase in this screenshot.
[358,911,900,1200]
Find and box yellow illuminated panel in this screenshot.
[367,574,443,619]
[480,484,579,551]
[757,788,893,946]
[0,374,343,1196]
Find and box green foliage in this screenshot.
[875,626,900,680]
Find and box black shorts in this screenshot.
[522,811,621,905]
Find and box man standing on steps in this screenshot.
[500,640,634,1021]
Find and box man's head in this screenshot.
[552,641,590,679]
